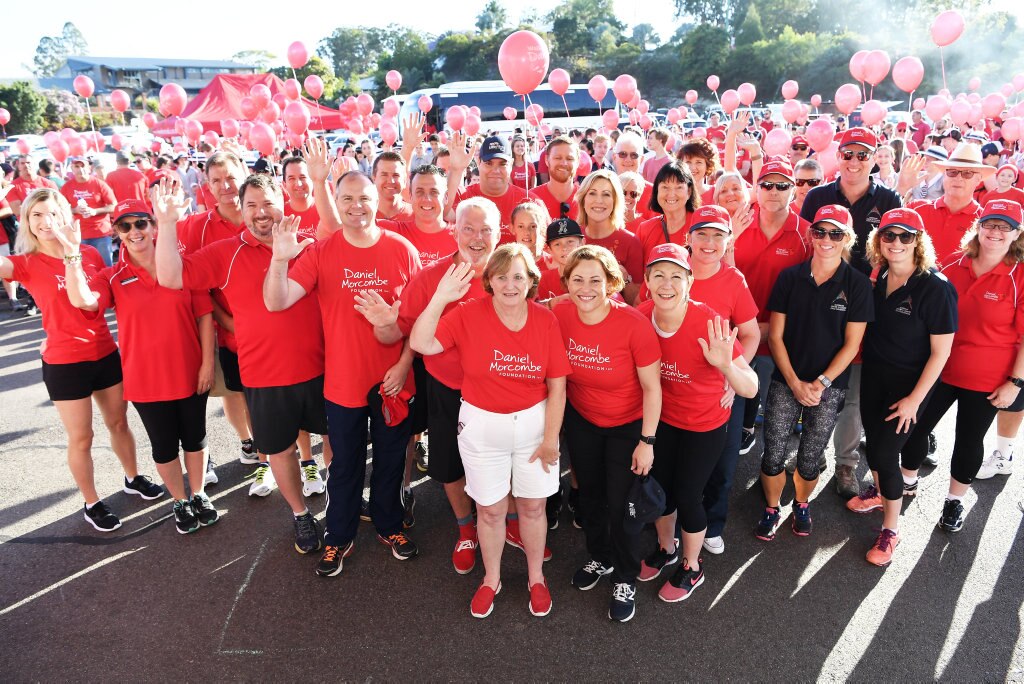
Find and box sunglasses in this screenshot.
[840,150,871,161]
[616,151,640,160]
[794,178,821,187]
[559,202,570,218]
[115,218,152,233]
[623,190,641,199]
[758,181,792,192]
[979,220,1018,233]
[791,144,808,152]
[944,169,977,179]
[810,226,847,241]
[880,230,917,244]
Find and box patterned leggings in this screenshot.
[761,380,847,481]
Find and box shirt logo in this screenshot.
[567,338,612,370]
[120,276,139,286]
[775,248,793,257]
[341,267,390,290]
[895,295,912,316]
[867,207,882,229]
[660,360,691,383]
[54,274,66,291]
[984,291,1004,302]
[491,349,543,378]
[830,290,848,312]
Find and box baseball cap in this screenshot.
[112,199,152,224]
[545,217,584,243]
[758,159,795,182]
[980,199,1023,230]
[367,383,414,427]
[812,205,853,231]
[879,207,925,234]
[981,142,1002,158]
[645,242,691,271]
[896,122,908,132]
[689,205,732,234]
[480,136,511,162]
[622,475,666,535]
[839,127,877,150]
[68,156,89,165]
[791,135,809,147]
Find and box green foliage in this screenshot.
[548,0,625,63]
[371,30,437,101]
[31,22,89,78]
[476,1,509,33]
[0,82,47,134]
[735,4,765,45]
[232,50,276,70]
[270,56,344,104]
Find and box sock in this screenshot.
[456,515,474,527]
[300,459,317,467]
[946,494,963,502]
[294,508,310,518]
[85,500,99,509]
[997,435,1015,458]
[903,473,918,485]
[743,427,755,435]
[506,512,519,522]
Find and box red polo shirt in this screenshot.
[531,182,579,222]
[284,202,321,241]
[380,219,457,268]
[60,178,117,239]
[9,176,57,204]
[454,182,534,238]
[909,197,982,266]
[104,167,148,203]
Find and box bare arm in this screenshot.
[630,360,662,476]
[153,178,191,290]
[50,214,100,312]
[723,112,750,173]
[354,289,403,344]
[735,317,760,363]
[528,375,566,473]
[304,138,343,236]
[196,312,215,395]
[444,132,478,221]
[409,262,473,355]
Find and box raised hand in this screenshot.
[271,215,313,262]
[728,110,751,133]
[697,316,738,371]
[402,112,428,152]
[303,137,331,184]
[897,154,927,196]
[433,261,474,304]
[152,177,190,225]
[51,207,81,255]
[354,289,401,328]
[447,131,479,172]
[731,202,755,236]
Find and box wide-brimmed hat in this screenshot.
[933,142,997,175]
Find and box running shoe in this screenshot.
[658,560,705,603]
[903,478,919,497]
[248,464,275,497]
[414,441,428,473]
[846,485,883,514]
[84,501,121,532]
[190,492,219,526]
[638,544,679,582]
[976,449,1013,479]
[173,499,199,534]
[572,559,614,590]
[401,487,416,529]
[608,582,637,622]
[378,532,419,560]
[755,506,781,541]
[866,528,900,567]
[923,433,938,467]
[739,429,757,455]
[315,541,354,577]
[301,463,326,496]
[792,502,813,536]
[293,512,322,554]
[204,457,218,486]
[240,438,259,464]
[702,536,725,555]
[938,498,964,532]
[123,475,164,500]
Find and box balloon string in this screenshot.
[521,94,529,194]
[85,98,96,137]
[314,98,321,132]
[908,90,914,114]
[861,81,866,103]
[940,47,947,92]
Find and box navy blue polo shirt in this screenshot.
[862,268,958,373]
[800,179,902,275]
[767,258,874,389]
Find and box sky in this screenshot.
[0,0,683,78]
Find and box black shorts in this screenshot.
[218,347,244,393]
[42,350,123,402]
[244,375,328,455]
[410,356,429,435]
[133,393,210,464]
[426,372,464,484]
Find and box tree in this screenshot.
[232,50,276,70]
[676,24,731,90]
[30,22,89,77]
[735,4,765,45]
[270,56,343,104]
[372,30,436,100]
[0,82,47,134]
[61,22,88,55]
[548,0,625,63]
[631,24,660,50]
[317,27,404,82]
[476,1,509,32]
[672,0,749,32]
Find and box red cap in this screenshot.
[896,122,908,132]
[879,207,925,234]
[758,159,795,182]
[689,205,732,234]
[646,242,691,270]
[839,127,877,150]
[369,384,413,427]
[791,135,809,147]
[112,199,152,224]
[980,199,1023,230]
[812,205,853,231]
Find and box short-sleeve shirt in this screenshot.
[290,229,421,407]
[60,178,117,239]
[689,264,760,329]
[642,156,672,185]
[583,227,644,285]
[8,247,117,364]
[909,197,983,266]
[862,268,958,373]
[380,219,457,268]
[531,182,579,221]
[511,162,536,188]
[635,214,694,263]
[104,167,148,203]
[553,300,660,427]
[537,268,566,299]
[375,201,414,223]
[284,202,321,241]
[801,179,902,274]
[9,176,57,204]
[979,187,1024,207]
[767,259,874,389]
[434,297,571,414]
[453,183,534,238]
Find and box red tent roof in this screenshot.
[150,73,342,138]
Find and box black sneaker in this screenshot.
[739,429,756,455]
[638,544,679,582]
[923,432,939,467]
[240,438,259,464]
[792,502,812,536]
[546,485,563,530]
[84,501,121,532]
[755,506,781,541]
[315,541,354,577]
[608,582,637,622]
[938,498,964,532]
[401,488,416,529]
[659,561,705,602]
[572,559,614,591]
[568,487,583,529]
[173,499,199,534]
[903,479,919,497]
[414,441,428,473]
[293,512,322,554]
[378,532,419,560]
[190,492,219,527]
[124,475,164,500]
[360,497,372,522]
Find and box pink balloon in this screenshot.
[637,99,650,115]
[860,99,887,126]
[706,75,720,92]
[849,50,869,82]
[627,92,641,110]
[863,51,891,87]
[369,113,382,129]
[383,98,400,118]
[418,95,432,113]
[737,82,756,106]
[835,83,862,115]
[819,142,840,178]
[60,127,77,142]
[250,84,272,110]
[1003,83,1016,98]
[159,83,187,117]
[303,75,324,100]
[68,136,86,157]
[782,100,802,124]
[925,95,951,122]
[503,106,517,121]
[806,118,836,152]
[810,94,822,108]
[259,102,281,124]
[1002,118,1022,142]
[781,80,799,100]
[250,123,275,156]
[628,109,640,126]
[446,106,466,131]
[968,76,981,91]
[0,108,10,126]
[968,103,984,126]
[678,106,688,120]
[720,89,740,115]
[685,90,698,104]
[602,109,619,130]
[110,89,131,113]
[14,139,30,155]
[386,70,402,91]
[549,68,571,97]
[215,119,236,139]
[949,100,971,126]
[763,128,792,156]
[50,140,70,162]
[184,119,204,143]
[356,93,374,116]
[110,134,124,151]
[692,127,707,139]
[539,124,552,138]
[283,102,311,133]
[286,132,305,149]
[964,92,979,104]
[203,131,220,148]
[240,97,258,120]
[667,108,681,124]
[272,93,287,111]
[469,106,481,117]
[464,114,481,137]
[913,97,926,110]
[380,121,398,146]
[287,41,309,70]
[613,74,638,104]
[240,121,253,138]
[497,30,550,95]
[1014,74,1024,92]
[526,103,544,127]
[588,75,608,102]
[639,114,652,130]
[931,10,965,47]
[283,78,301,101]
[142,112,157,129]
[73,75,95,99]
[149,140,162,154]
[1013,102,1024,118]
[43,131,59,146]
[174,118,187,135]
[577,151,593,176]
[892,57,925,93]
[438,131,448,145]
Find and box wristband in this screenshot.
[1008,376,1024,389]
[63,253,82,265]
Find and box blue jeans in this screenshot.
[703,396,745,538]
[323,399,411,547]
[82,235,113,267]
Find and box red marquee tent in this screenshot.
[150,73,343,138]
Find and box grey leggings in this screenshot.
[761,380,847,481]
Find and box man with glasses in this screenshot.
[60,157,117,267]
[792,159,823,214]
[788,135,811,166]
[800,127,902,498]
[532,136,580,221]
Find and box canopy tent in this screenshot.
[150,73,342,138]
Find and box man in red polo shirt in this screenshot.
[446,132,533,235]
[104,153,148,203]
[8,153,57,218]
[381,165,456,267]
[910,110,932,149]
[60,157,117,267]
[373,152,414,222]
[282,156,320,241]
[531,136,580,222]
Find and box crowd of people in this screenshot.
[2,102,1023,622]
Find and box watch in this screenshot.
[1008,376,1024,389]
[639,435,656,445]
[817,374,832,388]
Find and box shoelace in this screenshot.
[583,559,604,574]
[302,464,320,481]
[295,514,317,538]
[611,583,636,602]
[858,486,879,500]
[389,533,410,546]
[456,538,477,552]
[254,465,269,483]
[874,529,897,552]
[321,545,339,562]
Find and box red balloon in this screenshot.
[706,75,720,91]
[835,83,862,115]
[380,121,398,146]
[720,89,740,115]
[110,134,124,151]
[577,150,593,176]
[968,76,981,91]
[525,103,544,127]
[588,75,607,102]
[931,10,965,47]
[860,100,887,126]
[503,106,517,121]
[0,108,10,125]
[806,118,835,152]
[892,57,924,93]
[240,97,258,120]
[73,75,95,99]
[613,74,637,104]
[1002,118,1022,142]
[60,127,77,142]
[250,122,275,155]
[68,136,86,157]
[283,78,301,101]
[150,140,162,154]
[810,94,823,108]
[913,97,926,110]
[737,82,756,106]
[637,99,650,115]
[356,93,375,116]
[418,95,432,113]
[142,112,158,129]
[259,102,281,124]
[221,118,239,138]
[110,89,131,113]
[782,100,802,124]
[43,131,59,146]
[464,114,481,137]
[50,140,70,162]
[685,90,698,104]
[602,109,619,130]
[159,83,187,117]
[287,41,309,70]
[667,108,681,124]
[283,102,311,133]
[549,68,571,97]
[446,107,466,131]
[16,139,31,155]
[386,70,402,91]
[184,119,204,143]
[763,128,791,156]
[497,30,550,95]
[303,75,324,100]
[383,97,400,118]
[272,93,287,110]
[925,95,951,122]
[781,80,799,100]
[349,119,364,135]
[250,84,272,110]
[849,50,869,82]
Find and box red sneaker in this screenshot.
[452,533,478,575]
[505,519,553,561]
[846,485,884,514]
[470,581,501,618]
[528,579,552,617]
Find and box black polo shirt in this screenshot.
[863,268,958,373]
[767,258,874,389]
[800,179,902,275]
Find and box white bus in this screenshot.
[399,80,622,137]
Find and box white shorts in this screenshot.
[457,399,560,506]
[0,243,10,257]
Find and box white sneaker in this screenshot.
[204,458,218,486]
[702,536,725,555]
[301,463,326,496]
[248,463,276,497]
[976,450,1013,479]
[239,439,259,465]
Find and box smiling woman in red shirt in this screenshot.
[0,189,161,533]
[411,243,571,620]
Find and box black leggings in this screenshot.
[902,381,999,485]
[651,420,728,534]
[133,392,210,464]
[860,362,937,500]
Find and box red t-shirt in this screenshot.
[9,176,57,204]
[689,264,759,327]
[637,182,657,219]
[636,214,695,263]
[375,200,414,223]
[980,187,1024,207]
[511,162,536,188]
[940,255,1024,393]
[290,229,421,407]
[911,122,931,149]
[909,197,982,266]
[553,300,660,427]
[8,247,117,364]
[642,156,672,185]
[531,182,579,222]
[181,231,325,388]
[397,255,487,390]
[453,182,535,236]
[434,297,571,414]
[92,258,212,402]
[584,228,644,285]
[0,198,10,245]
[104,167,148,203]
[380,219,457,268]
[537,268,566,299]
[638,299,743,432]
[284,202,321,241]
[60,178,117,240]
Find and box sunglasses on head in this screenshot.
[616,151,640,160]
[115,218,152,233]
[559,202,570,218]
[944,169,977,179]
[758,181,792,192]
[810,226,847,241]
[880,230,917,244]
[794,178,821,187]
[840,150,871,161]
[791,144,808,152]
